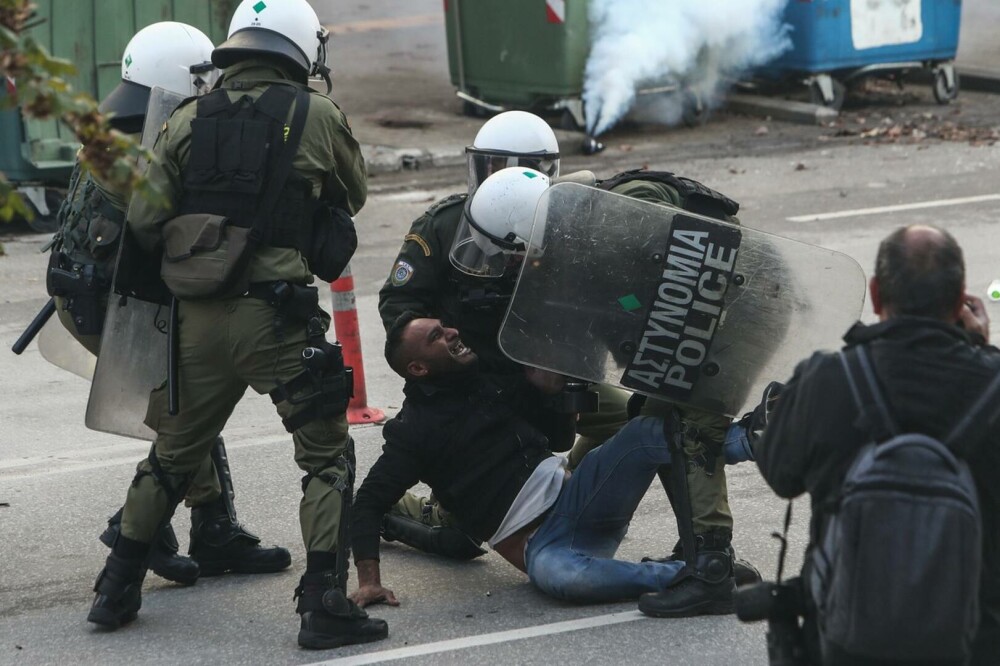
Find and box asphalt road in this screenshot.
[2,1,1000,664]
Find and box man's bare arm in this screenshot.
[350,559,399,608]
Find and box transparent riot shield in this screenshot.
[85,87,186,440]
[498,183,866,417]
[37,320,97,381]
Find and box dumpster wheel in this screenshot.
[682,91,709,128]
[932,65,959,105]
[809,75,846,112]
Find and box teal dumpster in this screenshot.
[758,0,963,109]
[1,0,234,231]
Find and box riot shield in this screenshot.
[38,320,97,381]
[498,183,866,417]
[85,87,185,440]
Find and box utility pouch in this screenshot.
[160,213,254,299]
[308,205,358,282]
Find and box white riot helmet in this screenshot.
[99,22,217,130]
[213,0,331,89]
[466,111,560,194]
[450,167,551,278]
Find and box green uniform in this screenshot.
[380,176,733,536]
[121,59,367,551]
[48,153,220,507]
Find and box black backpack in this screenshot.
[809,345,995,663]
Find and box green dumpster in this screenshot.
[2,0,235,231]
[444,0,590,126]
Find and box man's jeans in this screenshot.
[524,416,751,602]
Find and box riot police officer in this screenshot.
[47,21,289,587]
[87,0,387,649]
[380,114,762,614]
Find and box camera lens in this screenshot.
[735,581,777,622]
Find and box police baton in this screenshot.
[11,297,56,355]
[167,297,180,415]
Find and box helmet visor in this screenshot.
[449,205,520,278]
[190,61,219,95]
[465,147,559,194]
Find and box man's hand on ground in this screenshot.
[350,584,400,608]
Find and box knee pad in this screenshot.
[131,447,189,507]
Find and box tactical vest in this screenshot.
[178,82,317,254]
[50,161,126,273]
[597,169,740,222]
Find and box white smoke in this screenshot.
[583,0,793,136]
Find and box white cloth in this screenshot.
[488,456,567,548]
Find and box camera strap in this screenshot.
[773,500,793,583]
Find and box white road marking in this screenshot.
[0,437,284,481]
[305,611,648,666]
[787,194,1000,223]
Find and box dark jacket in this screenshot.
[756,318,1000,665]
[352,371,576,561]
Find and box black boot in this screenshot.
[295,571,389,649]
[638,548,737,618]
[189,497,291,576]
[381,513,487,560]
[87,551,145,629]
[100,508,199,586]
[642,538,762,588]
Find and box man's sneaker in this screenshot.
[295,571,389,649]
[100,508,199,586]
[87,553,144,629]
[189,498,291,576]
[382,513,487,560]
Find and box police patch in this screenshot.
[391,260,414,286]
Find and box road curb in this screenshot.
[362,144,466,175]
[905,65,1000,95]
[725,93,839,125]
[957,66,1000,94]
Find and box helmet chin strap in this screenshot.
[316,63,333,94]
[314,29,332,94]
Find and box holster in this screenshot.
[46,251,109,336]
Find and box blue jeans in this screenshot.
[525,417,685,602]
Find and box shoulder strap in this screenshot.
[248,87,310,243]
[838,346,899,441]
[195,89,234,119]
[944,366,1000,455]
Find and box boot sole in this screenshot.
[298,628,389,650]
[196,557,292,577]
[638,597,734,618]
[151,566,199,586]
[87,607,138,629]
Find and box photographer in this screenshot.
[753,225,1000,665]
